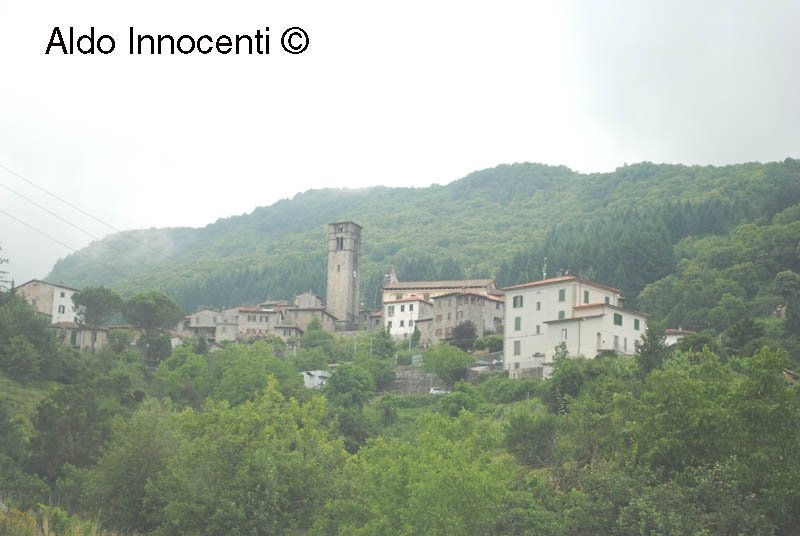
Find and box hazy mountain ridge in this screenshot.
[46,159,800,314]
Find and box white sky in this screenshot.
[1,0,798,284]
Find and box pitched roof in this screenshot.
[17,279,80,292]
[383,278,495,291]
[431,290,505,302]
[383,297,433,305]
[502,276,622,294]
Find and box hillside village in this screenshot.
[15,220,677,380]
[2,165,800,535]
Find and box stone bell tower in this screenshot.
[326,222,362,329]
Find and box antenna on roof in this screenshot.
[542,257,547,280]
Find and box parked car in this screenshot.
[429,387,450,395]
[475,360,489,367]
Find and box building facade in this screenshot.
[503,276,649,379]
[16,279,80,324]
[429,291,504,344]
[326,222,362,330]
[382,297,433,340]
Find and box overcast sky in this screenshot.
[1,0,798,285]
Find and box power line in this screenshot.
[0,180,163,272]
[0,208,122,275]
[0,161,193,268]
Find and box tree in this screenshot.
[123,291,183,364]
[28,384,113,483]
[148,384,344,535]
[72,286,122,327]
[122,291,184,333]
[423,344,473,387]
[635,323,669,375]
[81,399,178,533]
[450,320,477,351]
[324,363,375,410]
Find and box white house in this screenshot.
[15,279,81,324]
[503,276,649,379]
[382,296,433,340]
[665,328,695,347]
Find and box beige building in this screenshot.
[430,291,504,344]
[503,276,649,379]
[16,279,81,324]
[50,322,108,352]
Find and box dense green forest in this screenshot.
[1,285,799,535]
[46,159,800,322]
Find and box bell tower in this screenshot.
[326,222,361,329]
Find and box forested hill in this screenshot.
[47,159,800,324]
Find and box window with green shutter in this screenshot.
[514,316,521,331]
[613,313,622,326]
[634,318,640,330]
[558,288,566,302]
[558,310,565,320]
[584,290,589,304]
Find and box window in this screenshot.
[70,330,78,346]
[514,316,521,331]
[387,321,393,329]
[561,328,567,341]
[409,320,413,327]
[409,304,414,312]
[514,340,521,355]
[624,337,628,352]
[435,328,442,336]
[558,310,565,320]
[605,296,610,304]
[337,264,340,273]
[584,290,589,304]
[558,288,566,302]
[634,319,640,331]
[60,291,65,298]
[512,295,523,308]
[400,320,405,327]
[496,302,501,309]
[388,305,395,317]
[400,304,405,312]
[614,335,619,350]
[58,305,65,314]
[514,362,520,369]
[536,324,541,334]
[613,313,623,326]
[536,301,541,311]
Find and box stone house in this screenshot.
[16,279,81,324]
[430,291,504,344]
